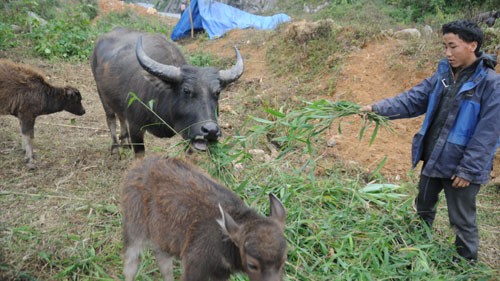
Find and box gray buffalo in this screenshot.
[91,28,244,156]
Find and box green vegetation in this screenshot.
[0,0,171,59]
[383,0,499,23]
[188,51,225,67]
[1,0,499,280]
[279,0,499,24]
[203,110,496,280]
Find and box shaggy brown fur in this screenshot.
[0,59,85,169]
[121,156,287,281]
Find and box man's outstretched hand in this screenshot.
[360,105,373,112]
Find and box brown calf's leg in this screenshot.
[123,240,144,281]
[19,117,36,170]
[152,247,174,281]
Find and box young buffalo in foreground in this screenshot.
[121,156,287,281]
[0,59,85,169]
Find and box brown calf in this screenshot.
[0,59,85,169]
[121,156,287,281]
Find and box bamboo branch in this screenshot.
[0,191,88,201]
[38,122,108,132]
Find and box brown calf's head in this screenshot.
[217,193,287,281]
[63,86,86,116]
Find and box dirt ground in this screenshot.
[330,38,500,182]
[0,0,499,276]
[2,0,499,183]
[197,30,500,184]
[94,1,500,184]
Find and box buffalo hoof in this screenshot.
[26,162,36,170]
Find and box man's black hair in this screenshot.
[442,19,484,57]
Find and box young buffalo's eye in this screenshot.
[247,262,259,271]
[183,87,191,96]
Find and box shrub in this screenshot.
[0,23,18,50]
[30,11,94,60]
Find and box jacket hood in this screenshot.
[477,52,497,69]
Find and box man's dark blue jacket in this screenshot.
[372,54,500,184]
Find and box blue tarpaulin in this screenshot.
[170,0,291,41]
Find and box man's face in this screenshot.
[443,33,478,69]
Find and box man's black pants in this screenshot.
[416,175,480,261]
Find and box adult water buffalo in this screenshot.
[91,28,244,156]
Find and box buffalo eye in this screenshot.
[183,87,191,96]
[247,262,259,271]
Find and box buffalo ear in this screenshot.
[216,204,241,242]
[65,88,81,100]
[268,193,286,231]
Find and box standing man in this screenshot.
[361,19,500,262]
[180,1,186,14]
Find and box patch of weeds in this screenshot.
[30,15,93,60]
[0,23,19,50]
[317,0,397,32]
[0,225,42,279]
[400,35,441,63]
[267,19,375,90]
[267,20,344,82]
[188,51,224,67]
[93,8,171,35]
[483,27,500,53]
[1,0,170,61]
[195,98,496,280]
[51,232,122,280]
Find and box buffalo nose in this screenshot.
[201,122,220,140]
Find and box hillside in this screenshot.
[1,0,499,279]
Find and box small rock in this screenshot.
[423,25,433,37]
[393,28,421,40]
[28,11,47,25]
[11,24,22,33]
[327,135,341,147]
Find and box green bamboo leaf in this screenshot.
[263,107,286,118]
[127,92,138,107]
[371,155,387,177]
[361,183,400,193]
[359,118,367,141]
[250,116,275,124]
[369,121,379,145]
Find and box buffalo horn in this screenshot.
[136,35,182,83]
[218,46,244,84]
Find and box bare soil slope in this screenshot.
[330,38,500,182]
[98,0,500,183]
[0,1,498,276]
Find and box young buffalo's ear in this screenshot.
[65,87,81,100]
[268,193,286,231]
[216,204,241,242]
